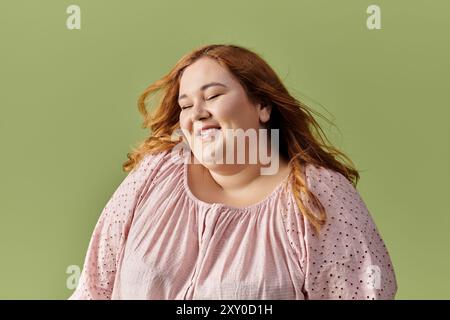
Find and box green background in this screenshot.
[0,0,448,299]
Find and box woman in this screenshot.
[69,44,397,300]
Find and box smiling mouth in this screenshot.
[198,127,222,140]
[196,125,221,135]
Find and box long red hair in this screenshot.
[122,44,360,233]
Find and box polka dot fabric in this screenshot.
[69,148,397,300]
[282,164,397,299]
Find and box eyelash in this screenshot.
[180,94,221,110]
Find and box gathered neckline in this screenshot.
[182,158,291,211]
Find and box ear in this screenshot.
[258,102,272,124]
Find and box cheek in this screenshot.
[179,113,190,129]
[215,96,245,121]
[217,97,258,128]
[179,114,192,139]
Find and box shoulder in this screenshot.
[127,147,186,179]
[114,149,176,200]
[304,163,354,194]
[298,164,398,299]
[303,164,363,214]
[131,149,172,173]
[301,163,387,254]
[125,146,189,198]
[299,163,383,244]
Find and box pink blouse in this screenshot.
[68,148,397,300]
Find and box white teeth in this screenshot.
[200,128,221,139]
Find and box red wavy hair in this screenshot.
[122,44,360,233]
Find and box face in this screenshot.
[178,57,271,170]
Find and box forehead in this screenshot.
[179,57,233,90]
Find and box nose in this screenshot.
[190,101,211,123]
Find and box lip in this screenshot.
[195,124,221,137]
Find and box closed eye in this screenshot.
[206,94,221,101]
[180,94,221,110]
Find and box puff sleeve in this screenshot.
[296,165,398,300]
[68,151,167,299]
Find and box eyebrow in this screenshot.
[178,82,228,101]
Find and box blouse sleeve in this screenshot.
[295,165,398,300]
[68,151,167,300]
